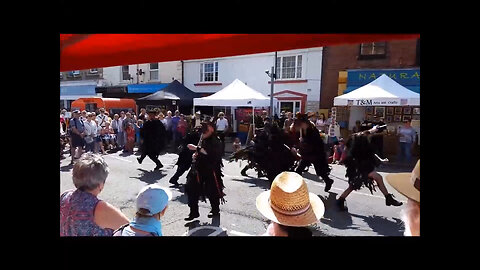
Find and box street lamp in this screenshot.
[265,52,277,116]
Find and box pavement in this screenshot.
[60,141,417,237]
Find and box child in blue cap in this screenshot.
[113,184,172,236]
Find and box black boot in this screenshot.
[336,197,348,211]
[185,206,200,221]
[169,175,179,186]
[241,166,249,177]
[385,194,403,206]
[323,176,333,192]
[208,202,220,218]
[154,161,163,170]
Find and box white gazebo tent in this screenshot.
[333,74,420,130]
[193,79,277,142]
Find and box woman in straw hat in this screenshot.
[386,160,420,236]
[336,126,403,211]
[256,171,325,237]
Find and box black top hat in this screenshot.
[147,108,158,114]
[295,112,309,122]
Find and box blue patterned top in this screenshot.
[60,189,114,236]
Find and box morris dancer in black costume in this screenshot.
[291,112,334,192]
[168,125,202,186]
[137,108,166,171]
[230,117,297,185]
[184,120,226,221]
[336,125,403,211]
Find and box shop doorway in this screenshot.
[85,103,97,112]
[280,101,301,114]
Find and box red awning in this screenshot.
[60,34,420,72]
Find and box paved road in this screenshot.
[60,146,415,236]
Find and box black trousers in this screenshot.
[295,159,330,181]
[138,153,163,167]
[217,131,226,154]
[170,164,190,182]
[188,193,220,214]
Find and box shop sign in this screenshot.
[352,99,402,106]
[347,68,420,86]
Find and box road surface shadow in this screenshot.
[317,192,359,230]
[230,177,271,190]
[317,192,404,236]
[171,192,189,205]
[184,216,225,236]
[129,168,167,184]
[349,213,405,236]
[376,163,415,174]
[119,152,135,157]
[60,163,74,172]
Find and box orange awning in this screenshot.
[60,34,420,72]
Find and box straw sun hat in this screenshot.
[386,160,420,203]
[256,172,325,227]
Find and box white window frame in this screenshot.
[89,68,98,74]
[149,63,159,81]
[280,100,302,114]
[276,55,303,80]
[200,61,219,82]
[360,42,387,56]
[72,70,81,77]
[121,65,130,81]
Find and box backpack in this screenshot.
[112,223,157,236]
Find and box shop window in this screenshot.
[150,63,159,81]
[358,42,387,60]
[276,55,303,80]
[200,61,218,82]
[122,65,130,80]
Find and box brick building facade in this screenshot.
[319,39,420,110]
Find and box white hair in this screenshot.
[400,199,420,236]
[72,153,110,191]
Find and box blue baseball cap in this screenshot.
[136,184,172,216]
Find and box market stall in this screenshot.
[193,79,277,144]
[333,74,420,159]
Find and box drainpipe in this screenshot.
[181,60,184,85]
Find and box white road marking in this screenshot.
[224,172,406,203]
[105,155,133,163]
[311,182,407,202]
[229,230,253,236]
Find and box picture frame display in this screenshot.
[385,115,393,123]
[403,107,412,115]
[403,115,412,122]
[413,107,420,115]
[366,106,374,115]
[374,107,385,117]
[412,114,420,120]
[394,115,402,122]
[386,107,394,115]
[394,107,402,115]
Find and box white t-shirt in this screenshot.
[328,123,341,138]
[216,118,228,131]
[96,114,107,127]
[84,120,97,136]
